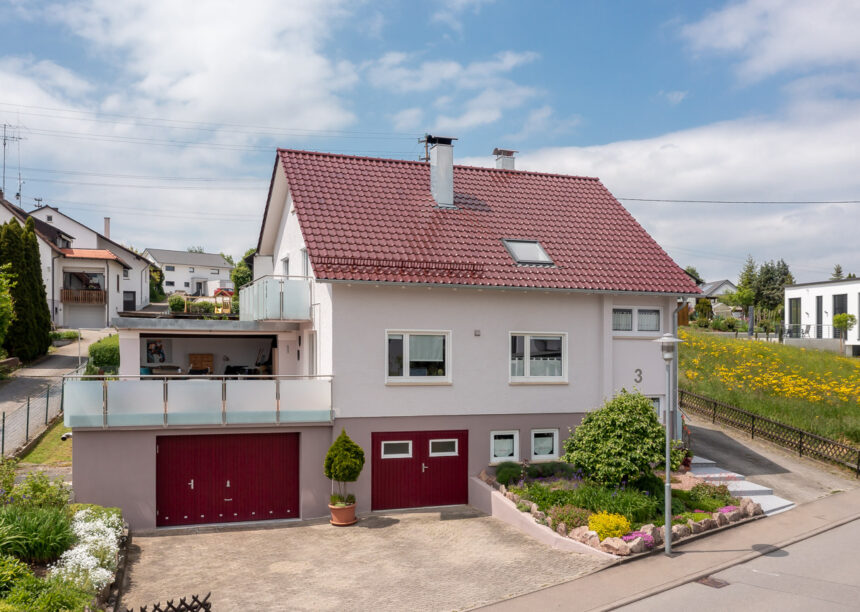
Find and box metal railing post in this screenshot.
[25,397,30,441]
[102,379,108,429]
[276,378,281,425]
[163,379,168,427]
[221,379,227,425]
[712,400,717,423]
[798,432,804,457]
[751,414,756,439]
[45,388,50,425]
[279,278,285,320]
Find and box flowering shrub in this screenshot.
[717,505,739,514]
[51,508,123,592]
[622,531,655,549]
[588,512,631,541]
[547,505,592,529]
[10,471,70,508]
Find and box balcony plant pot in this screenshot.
[324,429,365,528]
[328,503,357,527]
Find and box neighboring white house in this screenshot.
[0,196,151,328]
[63,142,700,530]
[143,248,233,296]
[784,278,860,356]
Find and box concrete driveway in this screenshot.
[119,506,611,611]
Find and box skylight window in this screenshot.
[503,239,553,265]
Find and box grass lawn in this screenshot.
[19,419,72,465]
[678,327,860,445]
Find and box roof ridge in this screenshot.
[277,148,601,182]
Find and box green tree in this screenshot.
[220,252,235,267]
[0,264,15,346]
[848,272,857,279]
[831,264,844,280]
[695,298,713,320]
[684,266,703,284]
[187,245,205,253]
[230,247,255,290]
[324,430,365,503]
[754,259,794,312]
[562,391,670,485]
[738,255,757,291]
[23,218,51,357]
[149,266,166,301]
[833,313,857,352]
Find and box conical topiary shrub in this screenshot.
[324,429,365,506]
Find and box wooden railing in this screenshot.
[61,289,105,304]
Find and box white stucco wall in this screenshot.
[155,262,232,296]
[785,280,860,346]
[329,284,673,419]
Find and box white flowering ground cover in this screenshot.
[51,508,124,592]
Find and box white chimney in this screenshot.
[103,217,110,238]
[494,148,517,170]
[428,135,456,208]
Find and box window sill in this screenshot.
[529,456,560,463]
[489,459,519,466]
[611,333,662,339]
[385,379,452,386]
[509,379,568,386]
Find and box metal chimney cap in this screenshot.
[493,148,518,157]
[426,134,457,146]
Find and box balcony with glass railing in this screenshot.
[63,375,332,428]
[238,276,313,322]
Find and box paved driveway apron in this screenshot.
[120,507,610,611]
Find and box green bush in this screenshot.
[0,554,29,596]
[324,430,365,504]
[695,317,710,328]
[547,505,591,529]
[514,481,658,524]
[49,331,80,341]
[0,506,74,563]
[563,390,666,485]
[11,471,70,508]
[710,316,727,331]
[88,335,119,368]
[494,461,522,486]
[588,511,631,541]
[168,294,185,313]
[0,460,16,505]
[525,461,578,480]
[188,300,215,314]
[4,574,91,612]
[231,295,240,315]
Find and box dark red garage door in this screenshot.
[371,430,468,511]
[156,433,299,527]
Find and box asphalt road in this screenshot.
[620,518,860,611]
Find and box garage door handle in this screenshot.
[188,479,194,490]
[422,463,428,473]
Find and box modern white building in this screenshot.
[0,196,151,328]
[784,278,860,356]
[143,248,233,296]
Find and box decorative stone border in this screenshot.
[476,471,765,558]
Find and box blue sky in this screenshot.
[1,0,859,283]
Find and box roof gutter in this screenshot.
[320,277,702,297]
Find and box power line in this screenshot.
[20,166,264,182]
[23,177,264,191]
[620,197,860,204]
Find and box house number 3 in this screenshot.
[634,369,643,383]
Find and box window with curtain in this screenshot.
[531,429,558,459]
[612,308,633,331]
[613,307,662,335]
[510,333,565,381]
[491,431,519,462]
[386,331,450,382]
[638,309,661,332]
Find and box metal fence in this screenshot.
[1,382,65,458]
[680,389,860,476]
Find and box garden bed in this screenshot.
[479,466,764,558]
[0,460,126,611]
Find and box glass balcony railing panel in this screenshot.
[238,276,311,321]
[107,380,164,426]
[282,378,331,422]
[282,279,311,319]
[64,380,104,427]
[225,380,277,424]
[167,380,223,425]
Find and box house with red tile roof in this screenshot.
[64,140,699,530]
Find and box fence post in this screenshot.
[25,397,30,442]
[712,399,717,423]
[798,431,804,457]
[856,450,860,478]
[751,414,756,440]
[45,388,50,425]
[1,412,4,456]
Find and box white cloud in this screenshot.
[683,0,860,82]
[431,0,496,31]
[659,90,688,105]
[434,84,536,132]
[504,105,580,141]
[391,107,423,131]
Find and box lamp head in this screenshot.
[654,333,684,362]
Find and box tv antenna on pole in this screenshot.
[2,124,23,197]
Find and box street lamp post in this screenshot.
[655,332,683,556]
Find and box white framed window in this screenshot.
[531,429,559,460]
[502,239,553,266]
[385,330,451,384]
[189,267,195,273]
[281,257,290,275]
[184,282,190,287]
[612,306,663,336]
[165,281,175,287]
[210,268,218,275]
[301,248,310,277]
[490,430,519,463]
[46,215,53,222]
[381,440,412,458]
[509,332,567,383]
[429,439,458,457]
[165,265,175,272]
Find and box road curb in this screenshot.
[598,509,860,611]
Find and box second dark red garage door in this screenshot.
[371,430,468,511]
[156,433,299,527]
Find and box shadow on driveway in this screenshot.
[689,424,790,477]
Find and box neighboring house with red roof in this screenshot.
[65,141,699,530]
[0,196,151,328]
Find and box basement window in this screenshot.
[502,239,553,266]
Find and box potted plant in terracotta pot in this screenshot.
[324,429,365,526]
